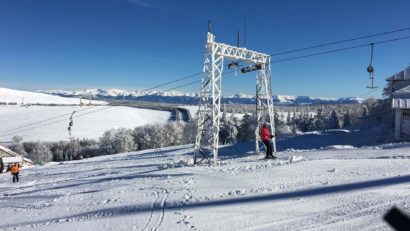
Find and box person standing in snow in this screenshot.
[0,158,4,173]
[9,162,21,183]
[260,123,276,159]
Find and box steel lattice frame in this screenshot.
[194,32,275,166]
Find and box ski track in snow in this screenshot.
[140,190,159,231]
[1,142,410,230]
[139,188,169,231]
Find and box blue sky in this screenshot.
[0,0,409,98]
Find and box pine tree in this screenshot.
[327,110,340,129]
[362,106,368,117]
[238,114,256,141]
[342,111,352,128]
[315,107,325,131]
[307,114,317,131]
[286,111,291,126]
[219,113,238,144]
[297,111,309,132]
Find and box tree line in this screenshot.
[8,98,391,164]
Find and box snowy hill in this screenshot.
[0,106,171,141]
[0,134,409,230]
[0,87,171,142]
[0,87,105,105]
[40,88,363,106]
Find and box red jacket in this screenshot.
[260,126,271,141]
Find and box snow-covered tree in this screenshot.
[163,122,184,146]
[307,115,317,131]
[326,110,340,129]
[65,141,81,160]
[29,142,52,164]
[286,111,291,126]
[297,111,309,132]
[49,141,67,161]
[291,121,298,135]
[132,124,162,149]
[315,107,325,131]
[113,128,135,153]
[99,129,116,154]
[219,113,238,144]
[237,114,256,141]
[362,106,368,117]
[9,136,27,156]
[182,120,197,145]
[342,111,352,128]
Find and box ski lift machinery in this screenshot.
[366,43,377,89]
[194,22,276,166]
[67,111,76,141]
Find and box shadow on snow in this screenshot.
[1,174,409,229]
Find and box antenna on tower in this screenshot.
[208,20,211,33]
[237,30,240,47]
[244,16,247,48]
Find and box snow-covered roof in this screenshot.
[392,85,410,108]
[0,144,19,157]
[2,156,23,164]
[386,65,410,81]
[0,144,34,164]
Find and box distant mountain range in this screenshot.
[38,88,363,106]
[0,87,106,105]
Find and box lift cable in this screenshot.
[270,35,410,64]
[140,71,203,93]
[161,70,237,93]
[0,106,114,139]
[270,26,410,57]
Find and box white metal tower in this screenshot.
[194,32,276,165]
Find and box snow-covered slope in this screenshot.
[0,135,409,230]
[0,106,171,142]
[0,87,105,105]
[40,88,363,105]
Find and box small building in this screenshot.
[387,65,410,140]
[0,145,34,171]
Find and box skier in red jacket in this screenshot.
[260,123,276,159]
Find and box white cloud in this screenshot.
[127,0,157,8]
